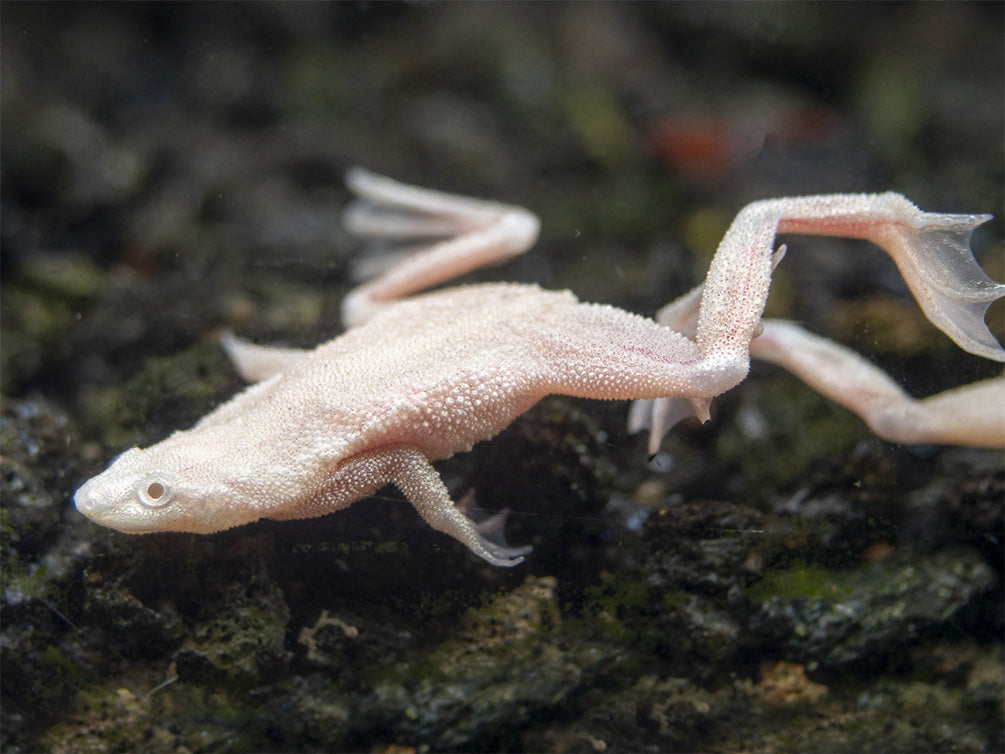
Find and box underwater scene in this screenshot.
[2,4,1003,752]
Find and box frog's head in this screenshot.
[74,443,256,535]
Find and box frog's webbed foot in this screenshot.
[341,168,540,327]
[872,201,1002,361]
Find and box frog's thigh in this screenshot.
[540,303,741,401]
[348,446,531,566]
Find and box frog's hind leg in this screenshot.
[776,196,1002,361]
[633,194,1003,451]
[751,320,1005,448]
[342,169,540,327]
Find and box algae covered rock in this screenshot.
[356,575,614,751]
[748,548,997,673]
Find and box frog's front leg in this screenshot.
[341,168,540,327]
[296,446,532,567]
[220,331,309,383]
[387,447,532,566]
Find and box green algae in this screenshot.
[747,561,854,602]
[358,575,615,751]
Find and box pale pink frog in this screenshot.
[75,170,1005,565]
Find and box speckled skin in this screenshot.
[74,171,1005,565]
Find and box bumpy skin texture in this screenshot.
[75,170,1005,566]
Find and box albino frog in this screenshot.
[75,170,1005,565]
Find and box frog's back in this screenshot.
[254,283,579,460]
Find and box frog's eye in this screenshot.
[138,475,175,508]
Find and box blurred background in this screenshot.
[4,3,1002,398]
